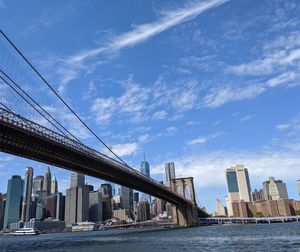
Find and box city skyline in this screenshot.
[1,0,300,213]
[0,163,299,215]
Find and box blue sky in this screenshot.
[1,0,300,212]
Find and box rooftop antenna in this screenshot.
[143,152,146,161]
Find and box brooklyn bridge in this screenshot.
[0,30,209,227]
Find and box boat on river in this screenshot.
[11,228,40,236]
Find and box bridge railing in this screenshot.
[0,108,190,203]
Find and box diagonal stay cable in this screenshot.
[0,68,83,143]
[0,29,128,166]
[0,74,75,140]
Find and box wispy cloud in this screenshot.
[69,0,229,62]
[109,142,139,157]
[202,84,265,108]
[0,0,5,8]
[226,32,300,76]
[276,114,300,131]
[187,132,223,145]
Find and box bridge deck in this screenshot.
[0,108,208,216]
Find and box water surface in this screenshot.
[0,223,299,251]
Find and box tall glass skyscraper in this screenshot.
[225,165,252,217]
[21,167,34,222]
[3,175,24,230]
[140,160,151,203]
[43,167,51,196]
[165,162,176,187]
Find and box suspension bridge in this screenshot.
[0,30,209,226]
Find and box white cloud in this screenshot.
[266,71,299,87]
[68,0,229,63]
[0,0,5,8]
[151,150,300,191]
[239,114,254,122]
[54,0,229,92]
[110,142,138,157]
[91,97,116,123]
[202,84,265,108]
[227,32,300,76]
[152,110,167,120]
[276,114,300,131]
[187,132,222,145]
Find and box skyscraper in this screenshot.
[32,176,44,197]
[120,186,133,217]
[225,165,252,217]
[140,160,151,203]
[89,191,102,223]
[100,183,113,220]
[21,167,34,222]
[0,193,5,230]
[56,192,65,221]
[133,192,139,204]
[100,183,113,197]
[71,172,85,188]
[3,175,24,230]
[165,162,176,187]
[65,173,89,224]
[262,177,289,200]
[51,175,58,195]
[43,167,51,196]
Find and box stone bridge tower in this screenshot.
[170,177,198,227]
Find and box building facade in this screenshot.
[225,165,252,216]
[3,175,24,230]
[43,167,51,196]
[21,167,34,222]
[262,177,288,200]
[120,186,133,217]
[65,173,89,224]
[140,160,151,203]
[0,193,5,230]
[89,191,102,223]
[165,162,176,187]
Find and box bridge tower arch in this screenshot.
[170,177,198,227]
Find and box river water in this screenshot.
[0,222,300,251]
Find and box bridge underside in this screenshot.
[0,111,209,223]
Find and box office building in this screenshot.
[225,165,252,216]
[89,191,102,223]
[102,194,112,220]
[45,195,57,218]
[262,177,289,200]
[113,209,129,221]
[32,176,44,197]
[297,179,300,198]
[43,167,52,196]
[0,193,5,230]
[3,175,24,230]
[50,175,58,195]
[165,162,176,187]
[155,182,166,215]
[71,172,85,188]
[215,199,227,216]
[21,167,34,222]
[120,186,133,217]
[56,192,65,221]
[65,173,89,224]
[133,192,139,203]
[251,189,265,202]
[140,160,151,203]
[136,201,150,222]
[100,183,113,197]
[112,195,122,210]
